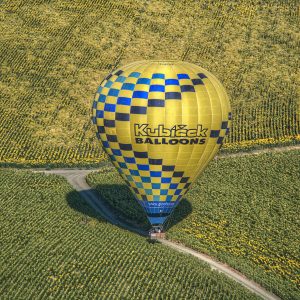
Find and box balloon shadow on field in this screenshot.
[66,183,192,235]
[66,190,106,223]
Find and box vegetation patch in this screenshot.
[87,150,300,299]
[0,169,259,299]
[0,0,299,166]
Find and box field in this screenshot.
[1,0,299,298]
[0,0,299,167]
[87,150,300,300]
[0,169,260,299]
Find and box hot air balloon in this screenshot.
[92,61,231,233]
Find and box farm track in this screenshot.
[31,145,300,300]
[217,144,300,159]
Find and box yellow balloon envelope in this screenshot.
[92,61,231,227]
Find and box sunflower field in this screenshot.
[0,0,299,166]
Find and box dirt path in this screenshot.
[159,239,280,300]
[41,169,146,236]
[39,167,282,300]
[217,144,300,159]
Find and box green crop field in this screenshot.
[0,0,299,167]
[87,150,300,300]
[1,1,299,299]
[0,169,260,299]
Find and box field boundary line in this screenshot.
[22,144,299,171]
[217,144,300,159]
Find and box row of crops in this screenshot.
[0,0,299,166]
[0,169,259,299]
[87,150,300,300]
[227,98,299,146]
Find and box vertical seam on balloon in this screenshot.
[144,62,153,207]
[128,62,149,157]
[194,63,213,184]
[140,63,153,214]
[154,64,163,209]
[198,71,227,176]
[166,63,178,205]
[205,73,224,169]
[163,65,168,200]
[127,62,140,203]
[174,62,189,200]
[172,63,183,179]
[181,62,201,189]
[147,63,160,162]
[130,61,150,215]
[183,62,212,181]
[177,62,185,198]
[194,64,214,180]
